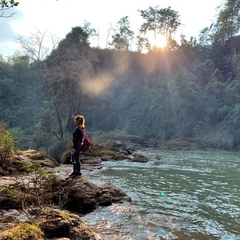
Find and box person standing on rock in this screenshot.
[69,114,85,178]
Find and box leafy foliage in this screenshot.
[212,0,240,44]
[0,0,19,17]
[0,123,16,166]
[109,16,134,51]
[0,0,19,8]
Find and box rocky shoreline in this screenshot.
[0,144,148,240]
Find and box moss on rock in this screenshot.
[0,223,44,240]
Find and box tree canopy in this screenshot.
[138,6,180,49]
[0,2,240,160]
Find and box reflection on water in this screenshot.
[82,150,240,240]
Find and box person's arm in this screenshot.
[78,127,84,145]
[72,128,83,153]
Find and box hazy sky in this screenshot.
[0,0,224,58]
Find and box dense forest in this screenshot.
[0,0,240,160]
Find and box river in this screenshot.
[82,150,240,240]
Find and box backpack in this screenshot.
[79,128,93,152]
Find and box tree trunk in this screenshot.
[54,103,63,139]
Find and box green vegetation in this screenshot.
[0,124,16,166]
[0,0,19,8]
[14,162,59,218]
[0,1,240,159]
[0,223,44,240]
[0,0,19,18]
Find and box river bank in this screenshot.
[0,148,136,240]
[1,137,239,239]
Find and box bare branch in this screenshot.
[15,29,57,62]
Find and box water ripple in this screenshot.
[83,150,240,240]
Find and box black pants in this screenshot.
[73,147,81,173]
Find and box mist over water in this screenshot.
[82,150,240,240]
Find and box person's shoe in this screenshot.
[75,172,82,177]
[69,172,77,178]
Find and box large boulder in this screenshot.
[37,210,98,240]
[46,177,131,214]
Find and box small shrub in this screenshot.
[0,124,16,166]
[10,163,58,218]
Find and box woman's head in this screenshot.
[74,115,85,128]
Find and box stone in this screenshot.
[37,210,98,240]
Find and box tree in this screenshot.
[40,109,54,154]
[208,0,240,80]
[212,0,240,44]
[199,26,213,47]
[0,56,34,128]
[138,6,180,50]
[158,7,181,41]
[81,20,100,48]
[136,35,150,53]
[45,27,95,135]
[109,16,134,51]
[0,0,19,17]
[16,30,59,63]
[16,29,60,90]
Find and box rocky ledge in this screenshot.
[0,210,99,240]
[0,149,133,240]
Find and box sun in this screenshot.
[146,32,167,48]
[156,34,167,48]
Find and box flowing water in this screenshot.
[82,150,240,240]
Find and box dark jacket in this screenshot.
[72,127,84,149]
